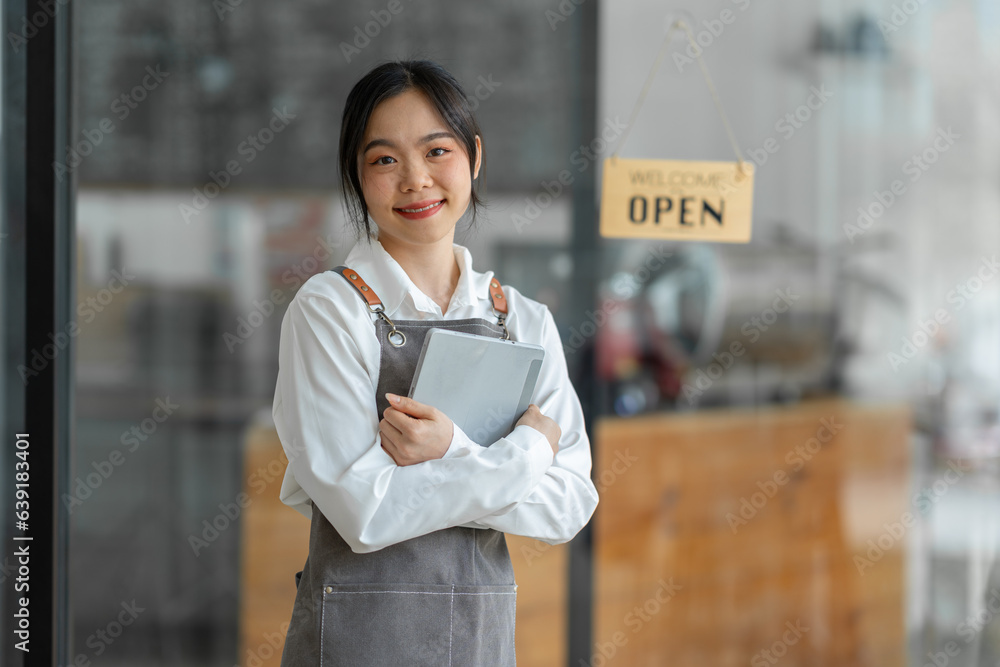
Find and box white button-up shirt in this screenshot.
[272,236,599,554]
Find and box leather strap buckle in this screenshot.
[335,266,406,346]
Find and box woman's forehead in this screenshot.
[367,90,442,130]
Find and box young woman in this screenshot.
[273,59,598,666]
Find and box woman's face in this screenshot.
[358,88,481,251]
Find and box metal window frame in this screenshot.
[1,0,73,665]
[566,1,599,665]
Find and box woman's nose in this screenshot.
[399,161,433,191]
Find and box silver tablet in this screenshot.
[407,328,545,447]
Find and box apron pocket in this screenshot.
[450,584,518,667]
[320,582,517,667]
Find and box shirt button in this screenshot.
[325,586,333,594]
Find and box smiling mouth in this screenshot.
[395,200,444,213]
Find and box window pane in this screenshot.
[70,2,583,665]
[594,1,1000,665]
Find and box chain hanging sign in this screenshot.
[600,20,754,243]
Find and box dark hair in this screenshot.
[338,59,486,241]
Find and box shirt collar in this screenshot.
[341,234,496,316]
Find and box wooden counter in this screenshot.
[593,398,911,666]
[238,422,311,665]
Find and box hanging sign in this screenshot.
[599,18,755,243]
[599,157,754,243]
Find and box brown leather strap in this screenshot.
[489,277,508,316]
[337,265,508,317]
[337,266,383,309]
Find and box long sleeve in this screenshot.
[457,307,599,544]
[273,291,556,554]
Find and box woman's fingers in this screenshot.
[384,393,437,419]
[380,414,425,465]
[382,406,416,432]
[380,397,453,465]
[380,415,404,442]
[379,426,401,464]
[515,404,561,454]
[516,404,541,427]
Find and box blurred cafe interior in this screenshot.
[2,0,999,665]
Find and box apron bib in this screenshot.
[279,266,518,667]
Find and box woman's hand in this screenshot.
[379,393,453,466]
[515,404,561,456]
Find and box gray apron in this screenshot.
[280,265,518,667]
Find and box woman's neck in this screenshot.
[379,235,461,315]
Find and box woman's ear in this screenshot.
[473,135,482,180]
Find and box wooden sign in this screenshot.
[599,157,754,243]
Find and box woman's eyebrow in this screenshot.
[362,131,456,155]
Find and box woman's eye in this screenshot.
[428,147,450,157]
[372,155,395,166]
